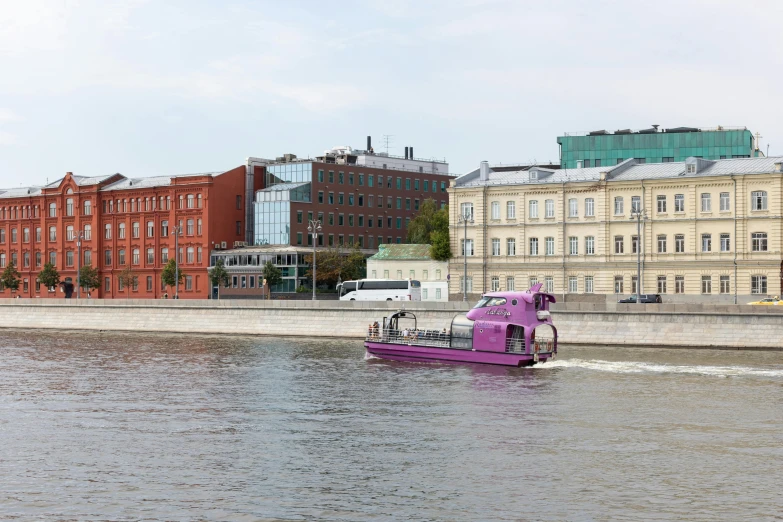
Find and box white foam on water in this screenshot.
[364,351,382,361]
[531,358,783,378]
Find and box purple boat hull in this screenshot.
[364,341,554,367]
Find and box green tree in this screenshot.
[37,262,60,290]
[406,199,440,244]
[117,266,137,299]
[430,229,453,261]
[341,245,367,281]
[262,261,283,292]
[161,258,184,293]
[209,259,229,299]
[0,261,21,293]
[303,246,366,288]
[78,264,101,295]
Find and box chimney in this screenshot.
[409,146,414,159]
[404,147,409,160]
[367,136,371,150]
[479,161,490,181]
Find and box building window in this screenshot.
[296,232,302,245]
[720,234,730,252]
[569,236,578,255]
[585,236,595,255]
[460,202,473,220]
[461,239,474,256]
[147,248,154,264]
[422,288,428,299]
[185,276,193,291]
[674,194,684,212]
[460,276,473,293]
[507,238,516,256]
[702,234,712,252]
[104,250,111,266]
[751,275,767,294]
[235,195,241,209]
[236,221,242,235]
[507,201,516,219]
[66,251,75,267]
[720,192,730,211]
[491,276,500,292]
[506,277,514,291]
[84,224,91,240]
[197,219,202,235]
[657,276,667,293]
[118,249,126,265]
[544,276,554,293]
[585,276,594,293]
[614,276,623,294]
[543,236,553,256]
[631,276,638,294]
[491,201,500,220]
[614,197,624,215]
[568,276,577,293]
[614,236,624,254]
[49,251,56,266]
[161,221,168,237]
[675,234,685,253]
[657,195,666,213]
[161,248,168,263]
[132,249,140,265]
[529,237,539,256]
[751,232,768,252]
[675,276,684,294]
[720,275,730,294]
[491,238,500,256]
[35,252,41,266]
[631,196,640,213]
[544,199,554,218]
[701,275,712,294]
[147,276,153,291]
[585,198,594,217]
[751,191,767,211]
[83,200,92,215]
[147,221,154,237]
[49,202,56,217]
[701,193,711,212]
[529,200,539,219]
[632,235,639,254]
[657,235,667,253]
[35,228,41,242]
[132,222,139,238]
[569,198,578,217]
[187,219,194,235]
[50,226,57,241]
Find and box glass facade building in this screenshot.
[265,162,313,188]
[254,182,311,245]
[558,128,758,169]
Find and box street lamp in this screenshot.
[76,231,84,299]
[458,210,474,302]
[630,207,647,304]
[307,219,322,300]
[170,224,183,299]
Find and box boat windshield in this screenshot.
[473,297,507,308]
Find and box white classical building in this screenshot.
[366,244,449,301]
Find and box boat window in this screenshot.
[473,297,507,308]
[511,299,518,306]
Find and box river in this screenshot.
[0,330,781,521]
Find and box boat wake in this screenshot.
[532,358,783,379]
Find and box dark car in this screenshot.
[618,294,662,304]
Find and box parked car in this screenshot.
[618,294,663,304]
[746,296,783,305]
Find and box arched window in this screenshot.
[83,224,92,240]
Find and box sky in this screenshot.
[1,0,782,187]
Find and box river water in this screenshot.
[0,330,781,521]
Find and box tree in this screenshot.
[406,199,441,244]
[209,259,229,299]
[0,261,21,293]
[342,245,367,281]
[303,246,367,288]
[117,266,137,299]
[37,262,60,291]
[430,229,453,261]
[262,261,282,292]
[78,264,101,295]
[161,258,184,293]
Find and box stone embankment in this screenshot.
[1,299,781,349]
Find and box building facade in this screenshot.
[366,244,449,301]
[0,166,255,299]
[448,157,783,303]
[253,146,453,250]
[558,126,762,169]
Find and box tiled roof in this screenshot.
[369,243,433,260]
[455,156,783,188]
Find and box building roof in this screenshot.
[0,186,43,199]
[100,172,223,192]
[369,243,433,261]
[256,182,311,192]
[455,156,783,188]
[44,174,118,189]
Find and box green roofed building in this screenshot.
[367,244,448,301]
[557,126,763,169]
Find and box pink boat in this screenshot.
[364,284,558,367]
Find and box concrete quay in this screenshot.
[1,299,781,350]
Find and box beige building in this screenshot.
[448,157,783,303]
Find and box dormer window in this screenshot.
[529,170,538,181]
[687,164,696,173]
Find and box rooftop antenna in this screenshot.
[382,134,394,154]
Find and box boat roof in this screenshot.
[480,284,557,304]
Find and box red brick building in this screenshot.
[0,165,263,299]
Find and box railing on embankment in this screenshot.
[0,299,781,349]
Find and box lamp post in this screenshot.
[76,231,84,299]
[171,224,182,299]
[458,210,474,302]
[307,219,322,300]
[630,207,647,304]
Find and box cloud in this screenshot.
[0,108,20,123]
[0,131,17,146]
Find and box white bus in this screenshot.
[338,279,422,301]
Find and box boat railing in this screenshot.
[366,328,451,348]
[505,337,555,353]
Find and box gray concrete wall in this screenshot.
[1,299,781,349]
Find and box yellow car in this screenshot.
[746,296,783,305]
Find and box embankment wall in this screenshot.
[1,299,781,349]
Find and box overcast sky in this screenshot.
[1,0,782,187]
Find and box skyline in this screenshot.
[1,0,783,186]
